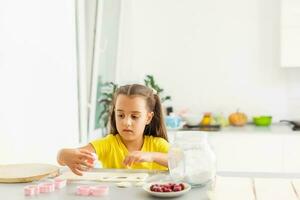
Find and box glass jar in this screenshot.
[168,132,216,187]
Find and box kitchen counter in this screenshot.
[169,123,295,134]
[218,123,294,134]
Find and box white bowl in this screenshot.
[182,114,203,126]
[143,182,191,198]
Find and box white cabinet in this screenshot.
[282,135,300,172]
[281,0,300,67]
[208,134,237,171]
[168,130,300,173]
[209,134,283,173]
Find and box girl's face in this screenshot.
[115,94,153,143]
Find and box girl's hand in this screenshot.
[123,151,153,167]
[58,149,95,176]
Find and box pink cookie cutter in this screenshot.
[24,185,39,196]
[76,185,90,196]
[90,185,109,196]
[39,182,55,193]
[76,185,109,196]
[54,178,67,189]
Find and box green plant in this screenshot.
[144,75,171,103]
[97,82,118,128]
[97,75,171,128]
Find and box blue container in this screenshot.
[165,116,181,129]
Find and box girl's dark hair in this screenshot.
[108,84,168,141]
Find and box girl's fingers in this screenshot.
[79,160,94,168]
[123,151,144,166]
[78,155,95,167]
[79,152,94,161]
[76,163,89,172]
[79,149,91,153]
[72,156,94,169]
[124,156,139,166]
[80,151,93,156]
[127,157,135,166]
[123,157,129,166]
[132,156,142,163]
[123,156,131,166]
[82,156,95,168]
[79,155,94,164]
[79,149,95,159]
[71,167,83,176]
[86,162,94,168]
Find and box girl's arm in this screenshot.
[57,144,95,175]
[123,151,168,167]
[149,152,169,167]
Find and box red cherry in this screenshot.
[173,185,182,192]
[179,183,185,190]
[150,185,155,191]
[163,188,172,192]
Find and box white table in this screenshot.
[2,170,300,200]
[0,169,211,200]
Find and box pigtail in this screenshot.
[146,94,168,141]
[108,92,118,135]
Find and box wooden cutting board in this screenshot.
[0,163,59,183]
[58,171,149,182]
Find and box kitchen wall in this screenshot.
[115,0,300,121]
[0,0,80,164]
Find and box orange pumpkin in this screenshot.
[228,110,248,126]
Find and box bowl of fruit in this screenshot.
[143,182,191,198]
[253,116,272,126]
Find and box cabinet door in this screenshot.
[281,0,300,67]
[283,135,300,173]
[209,134,283,172]
[208,134,238,171]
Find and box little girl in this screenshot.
[57,84,169,175]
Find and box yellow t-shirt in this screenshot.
[90,134,169,170]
